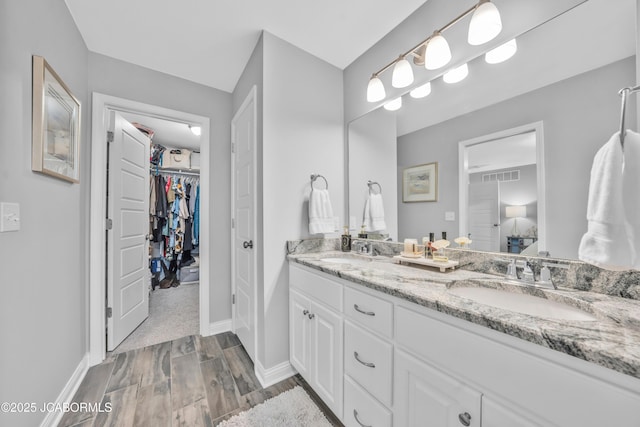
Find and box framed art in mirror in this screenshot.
[403,162,438,202]
[32,55,81,183]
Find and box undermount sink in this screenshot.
[448,286,597,322]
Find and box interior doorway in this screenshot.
[89,93,211,365]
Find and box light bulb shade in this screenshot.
[367,76,386,102]
[424,33,451,70]
[468,0,502,46]
[485,38,517,64]
[392,58,414,88]
[505,205,526,218]
[410,82,432,99]
[443,63,469,84]
[383,97,402,111]
[190,125,202,136]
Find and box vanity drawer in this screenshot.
[344,375,392,427]
[344,285,393,338]
[289,264,342,312]
[344,320,393,407]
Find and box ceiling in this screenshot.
[64,0,428,93]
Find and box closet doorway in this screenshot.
[89,93,211,364]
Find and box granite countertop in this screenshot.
[288,250,640,381]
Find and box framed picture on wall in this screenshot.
[32,55,81,183]
[403,162,438,202]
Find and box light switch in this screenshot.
[1,202,20,232]
[445,211,456,221]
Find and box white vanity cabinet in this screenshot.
[288,262,640,427]
[289,265,343,419]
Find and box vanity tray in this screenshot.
[393,255,459,272]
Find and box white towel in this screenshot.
[309,189,335,234]
[623,130,640,269]
[363,193,386,232]
[578,131,638,270]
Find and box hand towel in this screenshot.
[622,130,640,269]
[578,131,632,270]
[309,189,335,235]
[363,193,387,232]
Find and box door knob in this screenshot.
[243,240,253,249]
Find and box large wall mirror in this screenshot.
[347,0,636,260]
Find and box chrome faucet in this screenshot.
[504,258,560,290]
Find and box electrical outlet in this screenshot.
[1,202,20,232]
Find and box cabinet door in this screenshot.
[289,290,310,378]
[310,300,344,419]
[395,349,481,427]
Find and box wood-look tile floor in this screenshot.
[59,332,343,427]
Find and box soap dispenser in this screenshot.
[358,225,368,239]
[341,227,352,252]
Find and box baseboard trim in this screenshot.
[208,319,232,336]
[255,359,297,388]
[40,353,89,427]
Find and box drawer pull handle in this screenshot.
[354,304,375,316]
[353,409,372,427]
[354,351,375,368]
[458,412,471,426]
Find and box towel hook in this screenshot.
[618,84,640,148]
[367,180,382,195]
[310,174,328,190]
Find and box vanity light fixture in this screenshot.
[367,74,386,102]
[443,63,469,84]
[383,97,402,111]
[468,0,503,45]
[410,82,432,99]
[189,125,202,136]
[392,55,414,88]
[366,0,503,102]
[485,38,517,64]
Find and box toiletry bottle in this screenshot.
[427,232,435,257]
[341,227,352,252]
[358,225,368,239]
[442,231,447,240]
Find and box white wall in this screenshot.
[262,32,344,368]
[0,1,89,426]
[348,107,398,239]
[88,53,234,325]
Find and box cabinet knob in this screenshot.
[458,412,472,426]
[308,313,315,319]
[302,309,309,316]
[353,409,372,427]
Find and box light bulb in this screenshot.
[485,38,517,64]
[367,75,386,102]
[189,125,201,136]
[443,63,469,84]
[468,0,502,46]
[424,32,451,70]
[383,97,402,111]
[410,82,432,99]
[392,57,414,88]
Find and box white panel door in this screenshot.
[395,349,481,427]
[289,290,310,378]
[468,181,500,252]
[107,112,150,351]
[232,88,256,362]
[310,300,343,419]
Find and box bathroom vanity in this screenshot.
[287,247,640,427]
